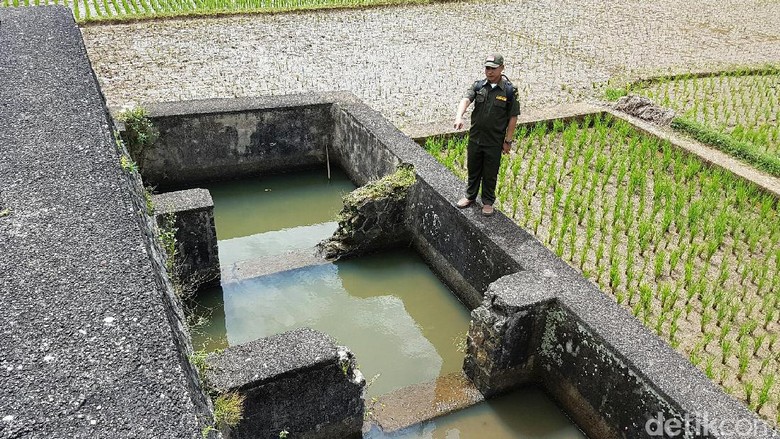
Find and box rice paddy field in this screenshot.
[613,67,780,177]
[426,114,780,426]
[0,0,423,22]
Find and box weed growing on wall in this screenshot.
[426,114,780,426]
[213,392,245,432]
[119,154,139,173]
[118,106,158,170]
[158,212,177,274]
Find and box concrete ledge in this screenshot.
[221,249,328,284]
[205,328,365,439]
[370,372,484,433]
[0,7,211,437]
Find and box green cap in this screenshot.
[484,54,504,68]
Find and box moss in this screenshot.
[344,163,416,205]
[213,392,245,431]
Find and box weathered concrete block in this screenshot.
[318,164,415,260]
[205,328,365,439]
[153,188,220,289]
[464,271,553,396]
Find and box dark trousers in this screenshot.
[466,140,502,205]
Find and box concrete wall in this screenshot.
[205,328,365,439]
[153,189,221,289]
[140,97,335,189]
[0,7,212,438]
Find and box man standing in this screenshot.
[453,54,520,216]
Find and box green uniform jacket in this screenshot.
[464,77,521,146]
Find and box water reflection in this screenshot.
[367,388,586,439]
[193,250,470,397]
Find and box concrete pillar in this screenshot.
[153,188,220,289]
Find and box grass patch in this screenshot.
[2,0,430,24]
[671,116,780,177]
[213,392,245,431]
[604,87,628,101]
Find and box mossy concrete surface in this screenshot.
[152,188,221,289]
[205,328,365,439]
[318,163,416,260]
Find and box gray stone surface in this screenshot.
[153,189,221,289]
[140,97,334,188]
[0,7,210,438]
[81,0,780,134]
[370,372,484,433]
[614,94,676,125]
[205,328,365,439]
[221,248,329,284]
[153,187,215,214]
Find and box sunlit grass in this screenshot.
[1,0,429,23]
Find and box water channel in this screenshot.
[190,168,585,438]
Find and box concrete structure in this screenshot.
[140,94,780,439]
[153,189,221,289]
[205,328,365,439]
[318,164,415,260]
[137,99,333,189]
[0,7,212,438]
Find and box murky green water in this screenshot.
[366,388,586,439]
[197,249,471,397]
[190,169,585,438]
[193,169,470,396]
[205,168,355,240]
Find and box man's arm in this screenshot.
[454,98,472,130]
[502,115,518,154]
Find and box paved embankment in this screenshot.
[0,7,209,438]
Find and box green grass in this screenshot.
[615,67,780,176]
[671,116,780,177]
[0,0,429,23]
[426,114,780,425]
